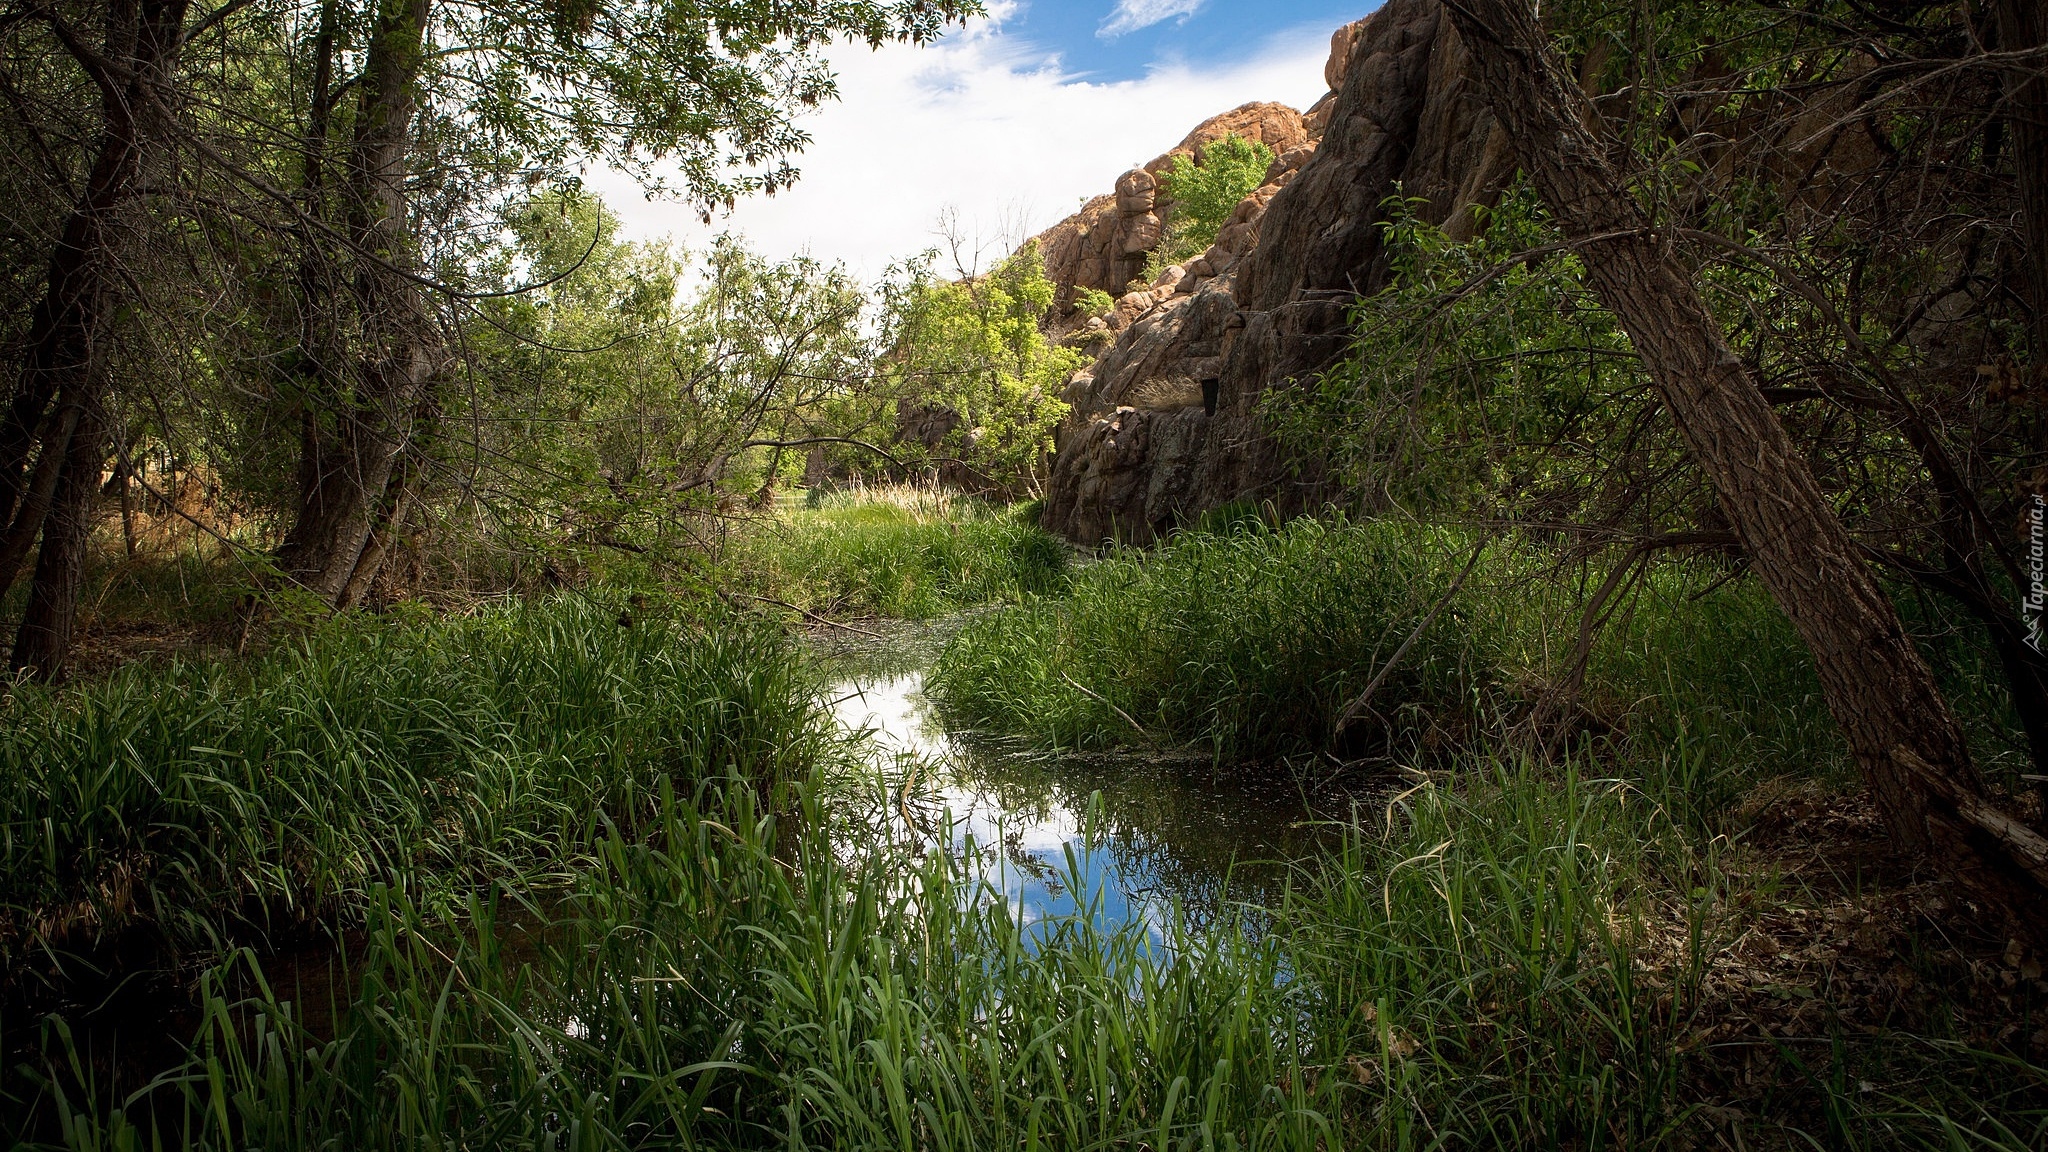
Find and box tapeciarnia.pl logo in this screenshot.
[2029,494,2045,652]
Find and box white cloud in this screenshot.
[583,13,1331,283]
[1099,0,1204,39]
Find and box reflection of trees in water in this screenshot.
[941,740,1344,929]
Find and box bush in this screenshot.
[1154,134,1276,266]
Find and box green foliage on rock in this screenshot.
[1263,184,1649,524]
[1156,134,1275,265]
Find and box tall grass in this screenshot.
[7,508,2043,1148]
[929,517,1490,761]
[30,764,2040,1149]
[733,491,1068,620]
[0,596,832,980]
[926,517,1882,789]
[26,783,1332,1148]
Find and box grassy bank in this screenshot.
[732,486,1069,620]
[927,516,1880,780]
[913,513,2047,1142]
[930,518,1489,761]
[4,507,2043,1147]
[0,596,831,986]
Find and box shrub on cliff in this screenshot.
[1156,134,1275,266]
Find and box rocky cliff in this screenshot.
[1035,0,1512,544]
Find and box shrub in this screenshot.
[1155,134,1276,264]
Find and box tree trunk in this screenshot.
[2,0,191,677]
[0,400,82,598]
[1439,0,2048,921]
[10,396,104,679]
[276,0,442,606]
[336,467,415,611]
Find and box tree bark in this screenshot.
[1439,0,2047,920]
[0,401,82,599]
[2,0,191,677]
[276,0,442,605]
[10,396,105,678]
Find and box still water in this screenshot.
[823,665,1343,942]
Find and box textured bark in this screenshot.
[277,0,441,605]
[0,0,188,524]
[0,401,82,599]
[335,450,418,610]
[1440,0,2044,918]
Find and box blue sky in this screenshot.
[995,0,1373,82]
[594,1,1380,276]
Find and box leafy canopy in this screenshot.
[881,242,1079,488]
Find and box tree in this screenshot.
[1156,134,1274,264]
[273,0,978,606]
[0,0,196,677]
[1436,0,2048,922]
[449,195,875,581]
[0,0,977,675]
[880,242,1077,493]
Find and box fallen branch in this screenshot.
[1333,533,1493,739]
[1893,745,2048,893]
[729,592,884,638]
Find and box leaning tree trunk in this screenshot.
[3,0,192,678]
[276,0,440,606]
[1438,0,2048,921]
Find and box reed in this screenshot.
[0,596,833,982]
[734,492,1068,620]
[28,764,2040,1148]
[929,517,1491,761]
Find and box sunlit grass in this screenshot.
[733,488,1069,619]
[929,517,1493,761]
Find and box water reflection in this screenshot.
[825,672,1339,943]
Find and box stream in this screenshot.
[820,642,1346,941]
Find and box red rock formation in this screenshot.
[1031,101,1310,316]
[1039,0,1512,544]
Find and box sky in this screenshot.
[585,0,1377,280]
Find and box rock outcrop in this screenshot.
[1039,0,1514,544]
[1030,102,1311,316]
